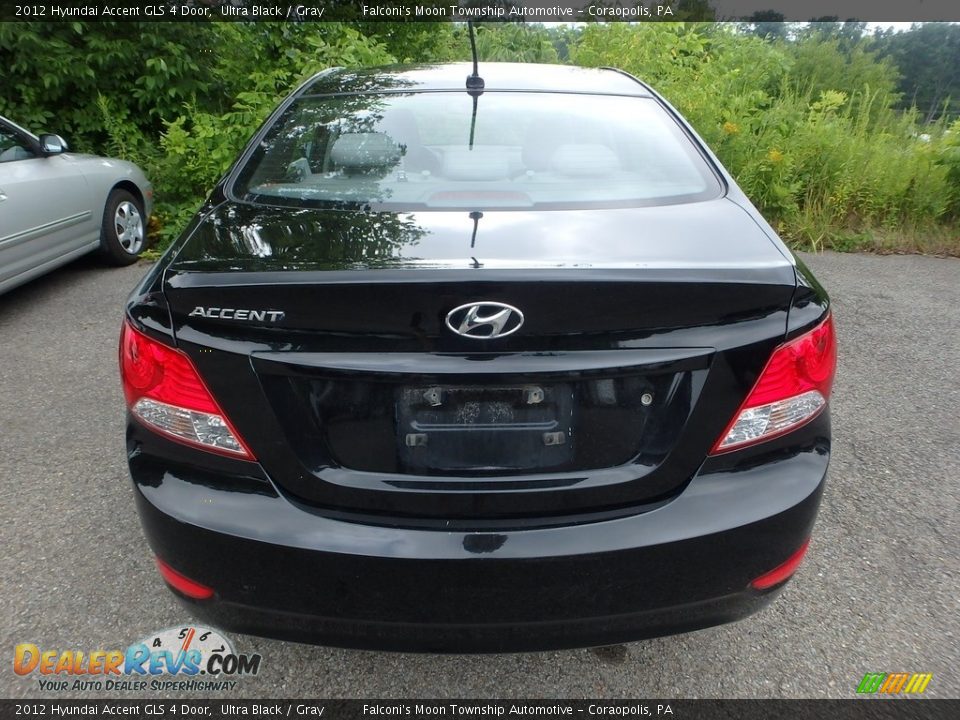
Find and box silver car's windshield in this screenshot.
[232,92,722,211]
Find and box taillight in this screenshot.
[712,313,836,454]
[119,320,254,459]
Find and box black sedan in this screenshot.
[120,63,835,652]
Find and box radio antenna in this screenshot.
[466,21,485,95]
[466,21,484,151]
[469,211,483,249]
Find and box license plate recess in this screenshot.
[396,384,574,473]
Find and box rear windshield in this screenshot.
[232,92,722,211]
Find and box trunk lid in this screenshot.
[161,200,796,525]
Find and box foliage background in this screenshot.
[2,20,959,256]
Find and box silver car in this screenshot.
[0,115,153,294]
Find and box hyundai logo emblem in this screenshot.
[445,302,524,340]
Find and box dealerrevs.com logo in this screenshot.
[14,626,262,692]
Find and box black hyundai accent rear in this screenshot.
[121,63,835,652]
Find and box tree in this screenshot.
[674,0,716,21]
[802,19,867,49]
[742,12,793,41]
[873,23,960,122]
[474,23,559,63]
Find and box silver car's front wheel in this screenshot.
[100,189,147,266]
[115,200,144,254]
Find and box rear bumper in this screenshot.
[178,586,777,654]
[130,435,828,653]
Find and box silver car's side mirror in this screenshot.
[39,134,68,155]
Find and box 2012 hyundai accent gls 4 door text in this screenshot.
[120,63,835,652]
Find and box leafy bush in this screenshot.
[573,23,957,252]
[940,120,960,217]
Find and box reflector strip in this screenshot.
[750,539,811,590]
[155,558,214,600]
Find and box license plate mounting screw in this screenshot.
[422,387,443,407]
[523,386,545,405]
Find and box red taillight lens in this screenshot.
[155,558,215,600]
[712,313,836,454]
[750,539,811,590]
[120,320,254,459]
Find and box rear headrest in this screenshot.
[441,149,510,181]
[521,126,569,171]
[379,109,422,147]
[550,144,620,177]
[330,133,400,171]
[0,145,32,162]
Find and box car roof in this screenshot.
[299,63,652,97]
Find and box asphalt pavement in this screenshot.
[1,251,957,699]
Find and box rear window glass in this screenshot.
[232,92,722,211]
